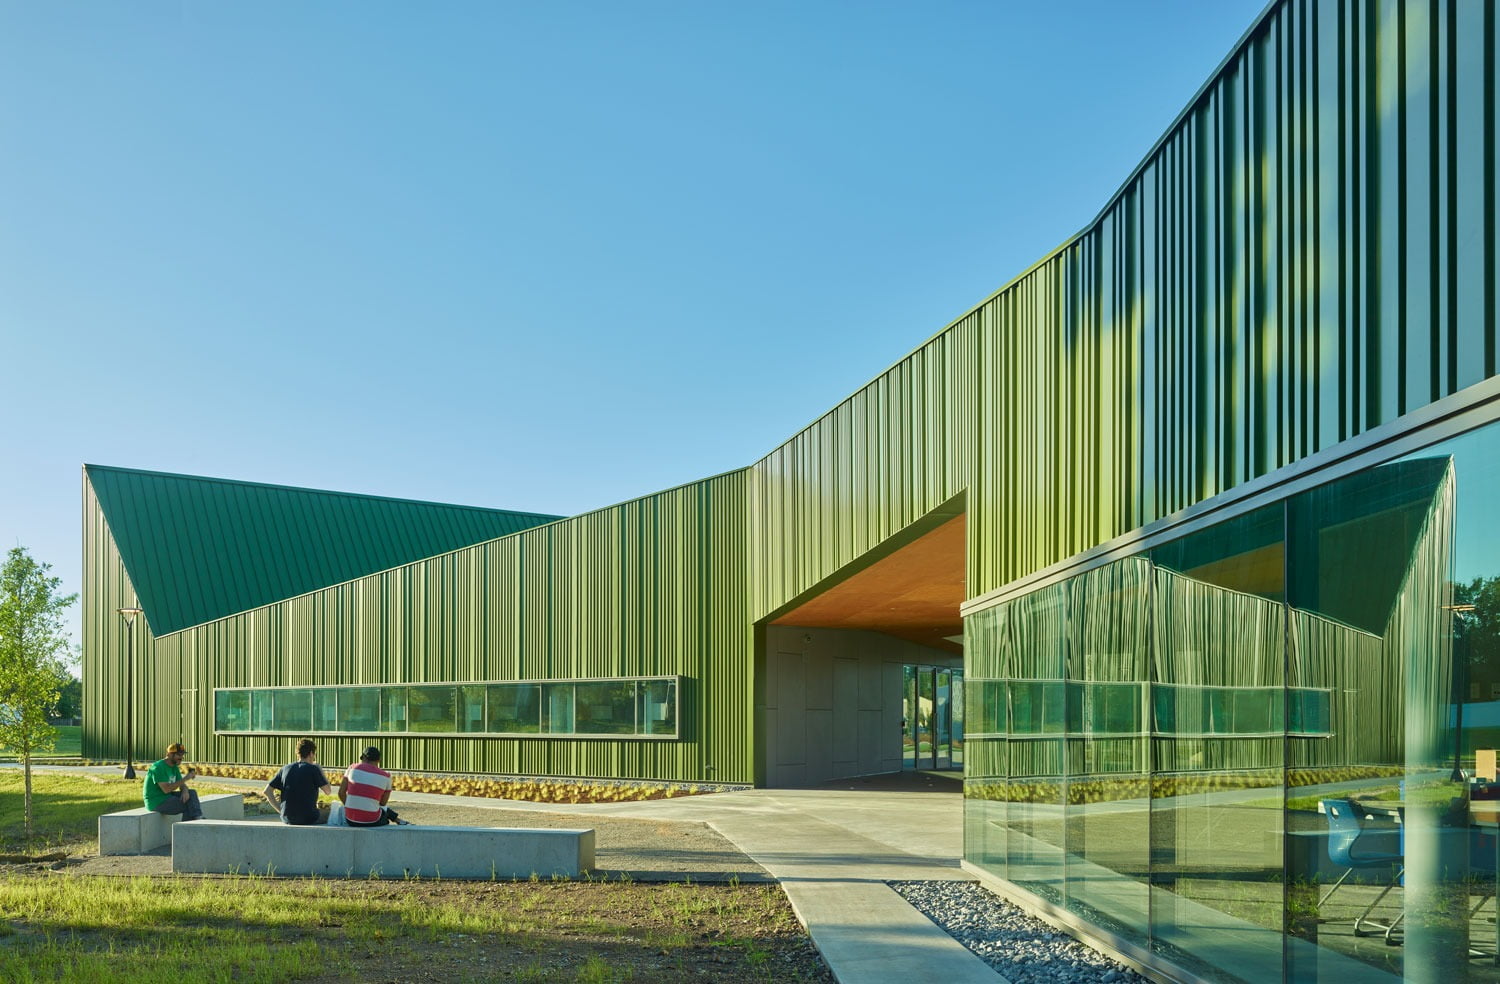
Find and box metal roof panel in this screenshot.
[84,464,563,635]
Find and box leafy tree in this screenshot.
[0,547,77,844]
[53,673,82,721]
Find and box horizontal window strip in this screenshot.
[214,677,680,740]
[965,678,1332,739]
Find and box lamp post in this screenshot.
[1446,603,1477,782]
[117,607,143,780]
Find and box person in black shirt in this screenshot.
[262,738,332,825]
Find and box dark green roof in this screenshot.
[86,465,563,636]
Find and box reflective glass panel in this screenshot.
[251,690,274,731]
[380,687,407,732]
[486,684,541,733]
[936,669,953,769]
[312,689,338,732]
[574,682,636,735]
[215,690,250,732]
[963,607,1007,878]
[459,685,486,733]
[902,665,916,769]
[272,689,311,733]
[916,668,935,769]
[407,686,456,733]
[341,688,380,732]
[543,684,575,734]
[1004,580,1068,905]
[637,680,676,736]
[1284,440,1496,982]
[1064,557,1151,947]
[1150,504,1284,983]
[950,672,964,768]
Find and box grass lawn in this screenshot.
[49,725,80,757]
[0,874,827,983]
[0,772,829,983]
[0,771,259,855]
[0,724,81,760]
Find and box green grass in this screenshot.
[0,878,356,983]
[0,875,816,984]
[0,771,256,854]
[49,726,80,757]
[0,724,81,760]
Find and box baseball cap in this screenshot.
[166,742,187,755]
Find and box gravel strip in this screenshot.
[890,881,1150,984]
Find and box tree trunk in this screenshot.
[23,747,33,846]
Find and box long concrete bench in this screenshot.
[98,793,245,855]
[170,819,595,879]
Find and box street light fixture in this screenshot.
[117,607,143,780]
[1445,603,1478,782]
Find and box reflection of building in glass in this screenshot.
[81,1,1500,981]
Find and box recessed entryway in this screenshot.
[760,509,965,787]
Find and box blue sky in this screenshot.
[0,1,1267,642]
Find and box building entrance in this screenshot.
[902,664,963,771]
[760,506,967,786]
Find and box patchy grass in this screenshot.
[0,875,831,983]
[0,772,261,856]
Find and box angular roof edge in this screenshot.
[83,463,565,523]
[86,464,565,636]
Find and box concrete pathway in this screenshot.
[396,772,1010,984]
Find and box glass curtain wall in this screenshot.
[965,420,1500,983]
[1150,506,1286,982]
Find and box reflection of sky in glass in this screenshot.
[1405,427,1500,583]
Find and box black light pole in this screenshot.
[1446,603,1477,782]
[117,607,143,780]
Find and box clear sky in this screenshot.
[1,1,1268,644]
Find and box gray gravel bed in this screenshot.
[891,880,1150,984]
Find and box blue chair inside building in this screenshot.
[1319,799,1405,937]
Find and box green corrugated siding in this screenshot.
[749,0,1499,617]
[86,464,563,636]
[84,471,752,783]
[83,0,1500,785]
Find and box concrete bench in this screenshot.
[170,819,595,879]
[98,793,245,855]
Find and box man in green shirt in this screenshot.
[144,742,203,820]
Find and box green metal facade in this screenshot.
[83,0,1500,784]
[750,0,1499,618]
[84,471,752,780]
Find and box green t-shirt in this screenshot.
[143,758,181,810]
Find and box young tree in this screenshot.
[0,547,77,844]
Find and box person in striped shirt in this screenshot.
[338,745,395,827]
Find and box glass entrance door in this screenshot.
[903,663,963,771]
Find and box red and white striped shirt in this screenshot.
[343,761,392,824]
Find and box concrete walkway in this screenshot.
[396,772,1010,984]
[22,764,1007,984]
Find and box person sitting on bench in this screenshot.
[339,745,397,827]
[263,737,332,825]
[144,742,203,821]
